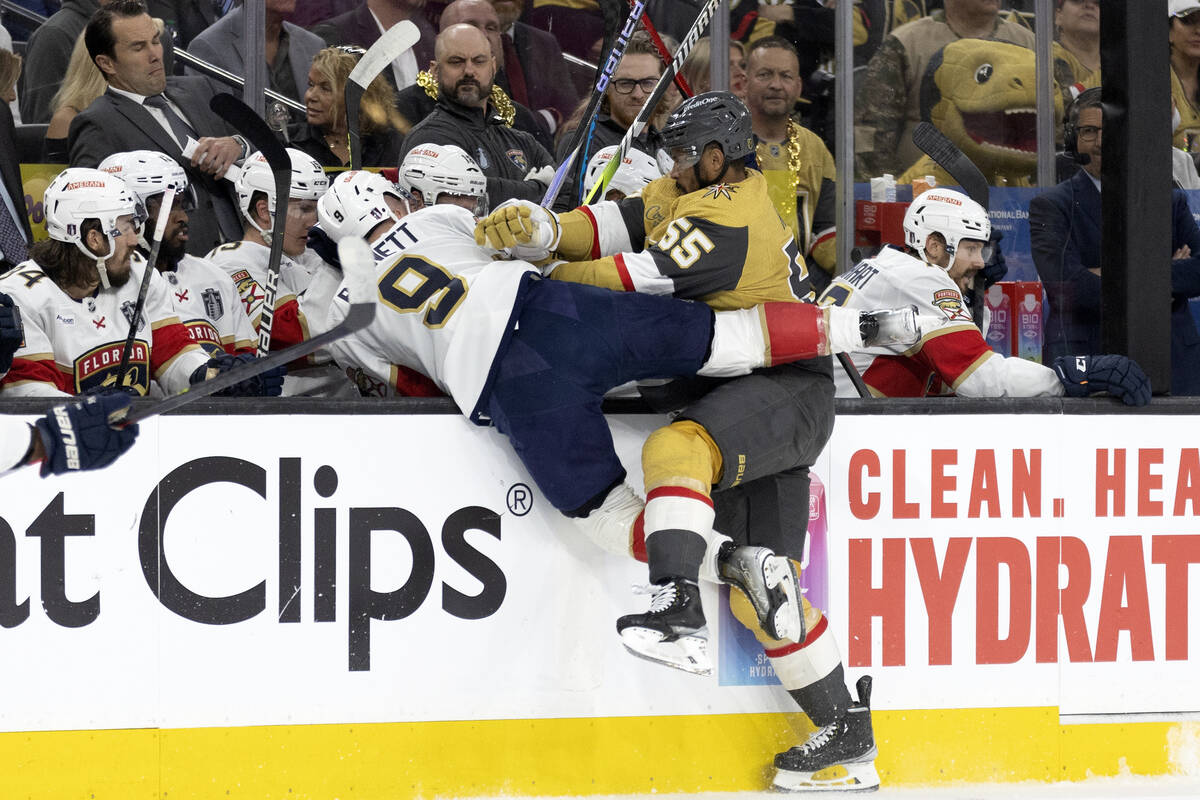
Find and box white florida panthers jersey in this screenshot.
[0,256,208,396]
[819,246,1059,398]
[162,254,257,356]
[327,205,537,419]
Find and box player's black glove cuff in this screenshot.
[981,230,1007,289]
[0,291,24,377]
[190,352,287,397]
[1053,354,1152,406]
[307,225,341,270]
[34,394,139,477]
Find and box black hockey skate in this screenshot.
[616,579,711,675]
[772,675,880,793]
[717,543,804,642]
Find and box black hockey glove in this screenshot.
[190,353,287,397]
[307,225,341,270]
[980,230,1007,289]
[34,393,139,477]
[0,291,23,376]
[1053,354,1151,406]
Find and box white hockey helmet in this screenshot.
[583,145,662,199]
[98,150,194,249]
[318,170,413,242]
[398,143,489,216]
[902,188,991,266]
[43,167,144,288]
[236,148,331,236]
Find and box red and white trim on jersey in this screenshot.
[576,201,635,259]
[611,251,676,294]
[810,226,836,257]
[764,615,844,690]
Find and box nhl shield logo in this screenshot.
[202,287,224,320]
[119,300,145,331]
[506,148,528,172]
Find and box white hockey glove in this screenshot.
[473,199,562,261]
[523,165,556,190]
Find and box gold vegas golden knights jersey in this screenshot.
[551,169,813,311]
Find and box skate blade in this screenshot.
[619,627,712,676]
[771,756,880,793]
[764,556,804,642]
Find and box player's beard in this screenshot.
[451,77,490,106]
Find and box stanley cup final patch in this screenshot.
[202,287,224,320]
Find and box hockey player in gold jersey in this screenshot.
[476,91,882,792]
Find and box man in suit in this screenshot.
[0,99,33,273]
[310,0,436,91]
[483,0,576,134]
[1031,88,1200,395]
[187,0,325,114]
[68,0,246,256]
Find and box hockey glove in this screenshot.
[0,291,23,377]
[34,393,139,477]
[1053,354,1151,406]
[190,353,287,397]
[474,199,562,259]
[307,225,341,270]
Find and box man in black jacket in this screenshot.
[400,23,553,209]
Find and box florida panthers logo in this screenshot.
[932,289,972,322]
[506,149,529,172]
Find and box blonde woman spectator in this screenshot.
[289,47,407,168]
[44,30,108,163]
[679,36,748,100]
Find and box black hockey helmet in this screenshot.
[659,90,755,169]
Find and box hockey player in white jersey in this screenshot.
[207,148,330,354]
[0,168,284,398]
[820,188,1151,404]
[0,293,137,476]
[99,151,257,358]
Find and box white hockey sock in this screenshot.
[765,615,844,690]
[644,487,716,584]
[574,481,644,556]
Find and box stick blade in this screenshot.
[911,122,989,208]
[210,93,288,170]
[348,20,420,87]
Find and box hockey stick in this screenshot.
[210,93,291,358]
[911,121,990,327]
[541,0,649,207]
[585,0,722,203]
[642,12,692,99]
[346,20,421,170]
[121,238,377,424]
[116,186,177,388]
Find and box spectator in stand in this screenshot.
[485,0,577,135]
[854,0,1036,179]
[554,28,663,209]
[1171,0,1200,153]
[290,46,406,167]
[186,0,325,120]
[69,1,248,256]
[678,36,748,100]
[0,65,31,273]
[0,49,18,106]
[400,23,554,210]
[310,0,437,92]
[1054,0,1100,90]
[527,0,601,62]
[396,0,555,152]
[745,36,836,288]
[18,0,101,125]
[45,27,122,162]
[0,167,284,398]
[287,0,358,28]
